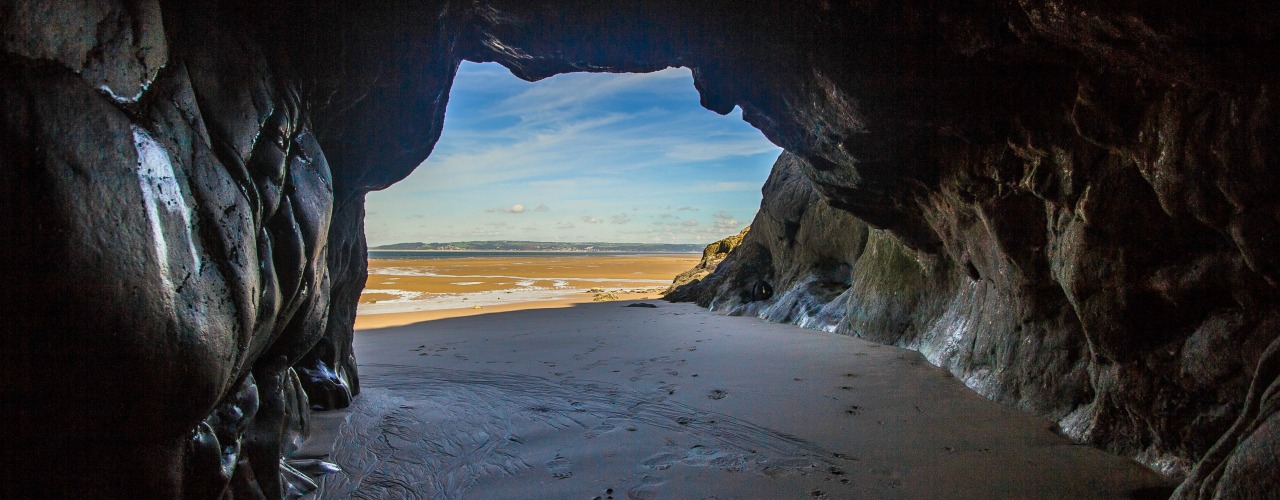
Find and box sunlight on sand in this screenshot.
[354,254,699,329]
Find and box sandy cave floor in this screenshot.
[309,301,1174,499]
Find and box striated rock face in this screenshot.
[663,226,749,297]
[4,0,1280,496]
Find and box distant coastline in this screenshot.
[372,240,706,253]
[367,250,700,260]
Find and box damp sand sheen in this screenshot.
[355,253,700,328]
[315,253,1175,498]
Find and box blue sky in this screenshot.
[363,62,781,245]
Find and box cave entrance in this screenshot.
[356,62,780,321]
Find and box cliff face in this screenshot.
[666,153,870,334]
[3,0,1279,497]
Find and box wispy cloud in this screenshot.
[665,139,780,161]
[490,69,690,127]
[363,62,780,245]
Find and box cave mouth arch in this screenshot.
[356,61,780,322]
[7,1,1279,496]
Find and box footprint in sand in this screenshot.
[547,453,573,479]
[642,452,679,471]
[583,420,618,439]
[333,365,844,498]
[590,487,617,500]
[708,389,727,400]
[627,475,668,500]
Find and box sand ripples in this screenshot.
[321,364,839,499]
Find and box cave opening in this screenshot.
[365,61,778,247]
[356,61,779,319]
[7,1,1280,496]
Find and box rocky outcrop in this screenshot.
[5,0,1280,496]
[666,153,869,333]
[663,226,749,297]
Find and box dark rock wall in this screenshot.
[0,0,464,496]
[666,152,870,334]
[278,0,468,412]
[456,1,1280,493]
[4,0,1279,497]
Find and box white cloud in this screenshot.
[534,204,550,212]
[583,216,603,224]
[713,210,734,220]
[677,206,698,212]
[611,213,632,224]
[683,218,699,227]
[486,204,527,214]
[712,218,740,230]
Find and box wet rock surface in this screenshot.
[1,1,341,496]
[666,152,869,335]
[3,0,1280,496]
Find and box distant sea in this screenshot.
[367,250,699,260]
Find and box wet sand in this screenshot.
[356,254,699,329]
[316,301,1173,499]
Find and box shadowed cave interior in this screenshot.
[2,1,1279,498]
